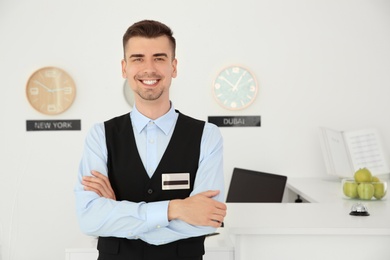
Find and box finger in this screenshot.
[83,185,103,197]
[208,219,223,228]
[214,207,227,217]
[200,190,220,198]
[83,177,104,189]
[82,176,99,183]
[211,207,226,219]
[84,181,115,199]
[82,179,102,191]
[91,171,113,194]
[91,170,105,178]
[83,178,108,196]
[91,171,110,185]
[85,173,116,200]
[214,201,227,210]
[211,213,225,223]
[82,177,99,187]
[84,175,110,194]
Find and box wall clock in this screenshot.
[123,79,134,107]
[213,65,258,110]
[26,67,76,115]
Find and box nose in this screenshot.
[137,63,160,79]
[141,58,157,73]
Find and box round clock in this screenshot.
[123,79,134,107]
[26,67,76,115]
[213,65,258,110]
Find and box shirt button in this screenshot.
[147,189,153,194]
[156,225,161,229]
[149,139,154,144]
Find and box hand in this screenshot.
[233,71,247,91]
[51,87,72,93]
[82,170,116,200]
[34,80,53,92]
[168,190,227,227]
[220,76,235,88]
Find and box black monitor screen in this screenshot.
[226,168,287,203]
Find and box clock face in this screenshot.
[213,65,258,110]
[26,67,76,115]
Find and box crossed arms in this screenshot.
[83,170,226,227]
[75,122,227,244]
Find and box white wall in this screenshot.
[1,0,389,259]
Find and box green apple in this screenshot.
[372,176,380,182]
[343,181,358,198]
[357,183,374,200]
[373,182,386,200]
[354,168,372,183]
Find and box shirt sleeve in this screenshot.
[74,121,224,245]
[74,123,169,238]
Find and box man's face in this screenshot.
[122,36,177,104]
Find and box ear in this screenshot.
[121,59,127,78]
[171,59,178,78]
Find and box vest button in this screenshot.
[147,189,153,194]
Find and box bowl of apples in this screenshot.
[342,168,387,200]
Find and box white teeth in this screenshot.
[142,80,157,85]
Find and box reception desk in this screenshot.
[66,178,389,260]
[225,177,390,260]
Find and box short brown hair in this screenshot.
[122,20,176,59]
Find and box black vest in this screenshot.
[98,111,206,260]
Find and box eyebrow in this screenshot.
[129,53,168,59]
[153,53,168,58]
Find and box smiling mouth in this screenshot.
[140,79,159,85]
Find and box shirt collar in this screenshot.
[130,102,178,135]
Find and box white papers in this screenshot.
[319,127,390,177]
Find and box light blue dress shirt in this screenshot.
[74,104,224,245]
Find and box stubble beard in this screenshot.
[135,88,164,101]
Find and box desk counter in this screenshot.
[224,177,390,260]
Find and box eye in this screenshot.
[129,57,143,63]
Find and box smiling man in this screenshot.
[74,20,226,260]
[122,34,176,116]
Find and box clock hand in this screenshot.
[237,80,254,89]
[34,80,53,92]
[219,77,235,88]
[233,72,246,91]
[51,87,68,92]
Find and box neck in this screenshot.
[135,99,171,120]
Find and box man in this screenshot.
[74,20,226,260]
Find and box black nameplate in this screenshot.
[26,120,81,131]
[208,116,261,127]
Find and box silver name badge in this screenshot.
[162,173,190,190]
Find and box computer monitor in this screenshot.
[226,168,287,203]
